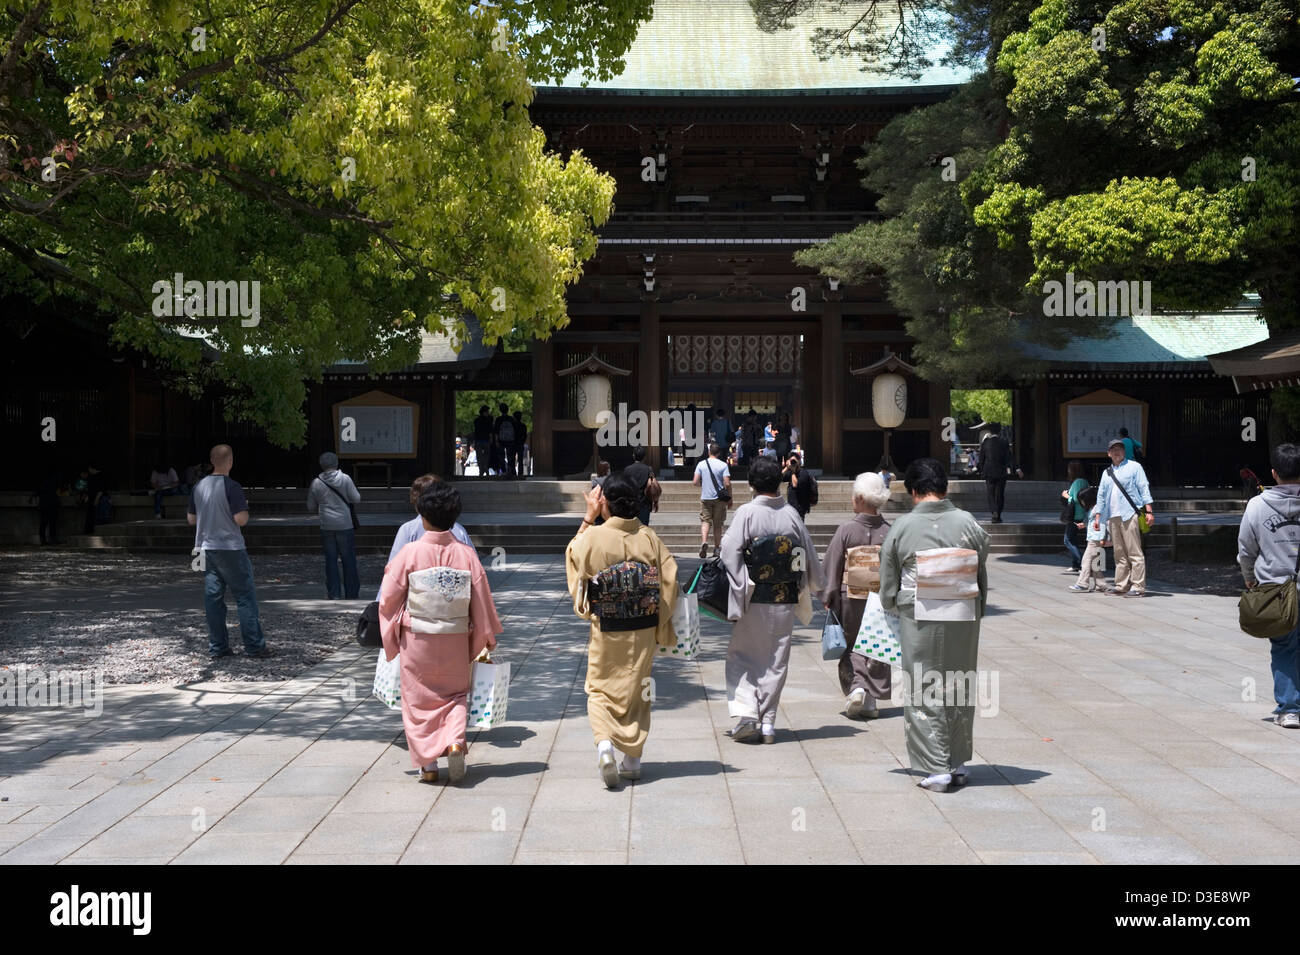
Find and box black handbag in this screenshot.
[356,600,381,647]
[1059,493,1075,524]
[687,557,730,620]
[705,459,731,502]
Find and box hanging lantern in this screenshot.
[577,373,613,429]
[871,372,908,429]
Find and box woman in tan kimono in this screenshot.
[821,472,892,720]
[879,458,989,792]
[380,481,503,784]
[566,470,679,789]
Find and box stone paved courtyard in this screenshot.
[1,553,1295,865]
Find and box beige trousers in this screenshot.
[1108,515,1146,593]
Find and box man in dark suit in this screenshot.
[979,423,1021,523]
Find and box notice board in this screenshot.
[1061,389,1147,456]
[333,390,419,459]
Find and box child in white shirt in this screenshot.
[1070,487,1109,592]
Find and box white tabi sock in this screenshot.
[621,755,641,770]
[597,740,614,757]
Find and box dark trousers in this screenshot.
[985,479,1006,519]
[321,528,361,599]
[39,504,59,544]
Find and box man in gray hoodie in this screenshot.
[1238,443,1300,728]
[307,452,362,599]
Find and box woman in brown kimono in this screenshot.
[566,471,680,788]
[821,471,893,720]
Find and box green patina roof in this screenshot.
[545,0,969,92]
[1017,299,1268,367]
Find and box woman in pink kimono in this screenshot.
[379,481,502,784]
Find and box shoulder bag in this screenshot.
[706,459,731,502]
[317,475,361,530]
[1240,500,1300,638]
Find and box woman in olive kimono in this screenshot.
[566,471,680,789]
[821,471,892,720]
[380,481,503,784]
[719,455,823,744]
[879,458,989,792]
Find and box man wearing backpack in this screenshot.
[307,451,362,599]
[494,403,518,477]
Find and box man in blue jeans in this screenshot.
[187,444,270,660]
[1238,443,1300,728]
[307,451,362,599]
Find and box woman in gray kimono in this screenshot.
[719,455,823,744]
[822,471,892,720]
[879,458,989,791]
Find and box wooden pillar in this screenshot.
[820,297,843,475]
[126,363,136,492]
[531,338,554,477]
[638,298,663,470]
[1033,379,1051,479]
[429,380,450,480]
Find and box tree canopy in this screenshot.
[0,0,653,446]
[783,0,1298,387]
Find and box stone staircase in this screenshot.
[1,480,1243,558]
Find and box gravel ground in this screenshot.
[0,551,390,687]
[1145,547,1242,597]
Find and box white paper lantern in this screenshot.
[871,373,908,429]
[577,373,613,429]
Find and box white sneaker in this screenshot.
[845,688,867,718]
[1276,712,1300,729]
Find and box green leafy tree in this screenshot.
[788,0,1298,393]
[0,0,653,446]
[455,389,531,439]
[951,388,1012,425]
[975,0,1299,331]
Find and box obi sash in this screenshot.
[407,566,472,634]
[744,533,801,604]
[914,547,978,621]
[587,560,661,632]
[842,544,881,598]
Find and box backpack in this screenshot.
[498,418,516,443]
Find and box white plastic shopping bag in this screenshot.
[660,593,701,659]
[373,649,401,709]
[853,591,903,666]
[468,660,511,729]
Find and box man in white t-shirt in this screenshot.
[693,442,732,558]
